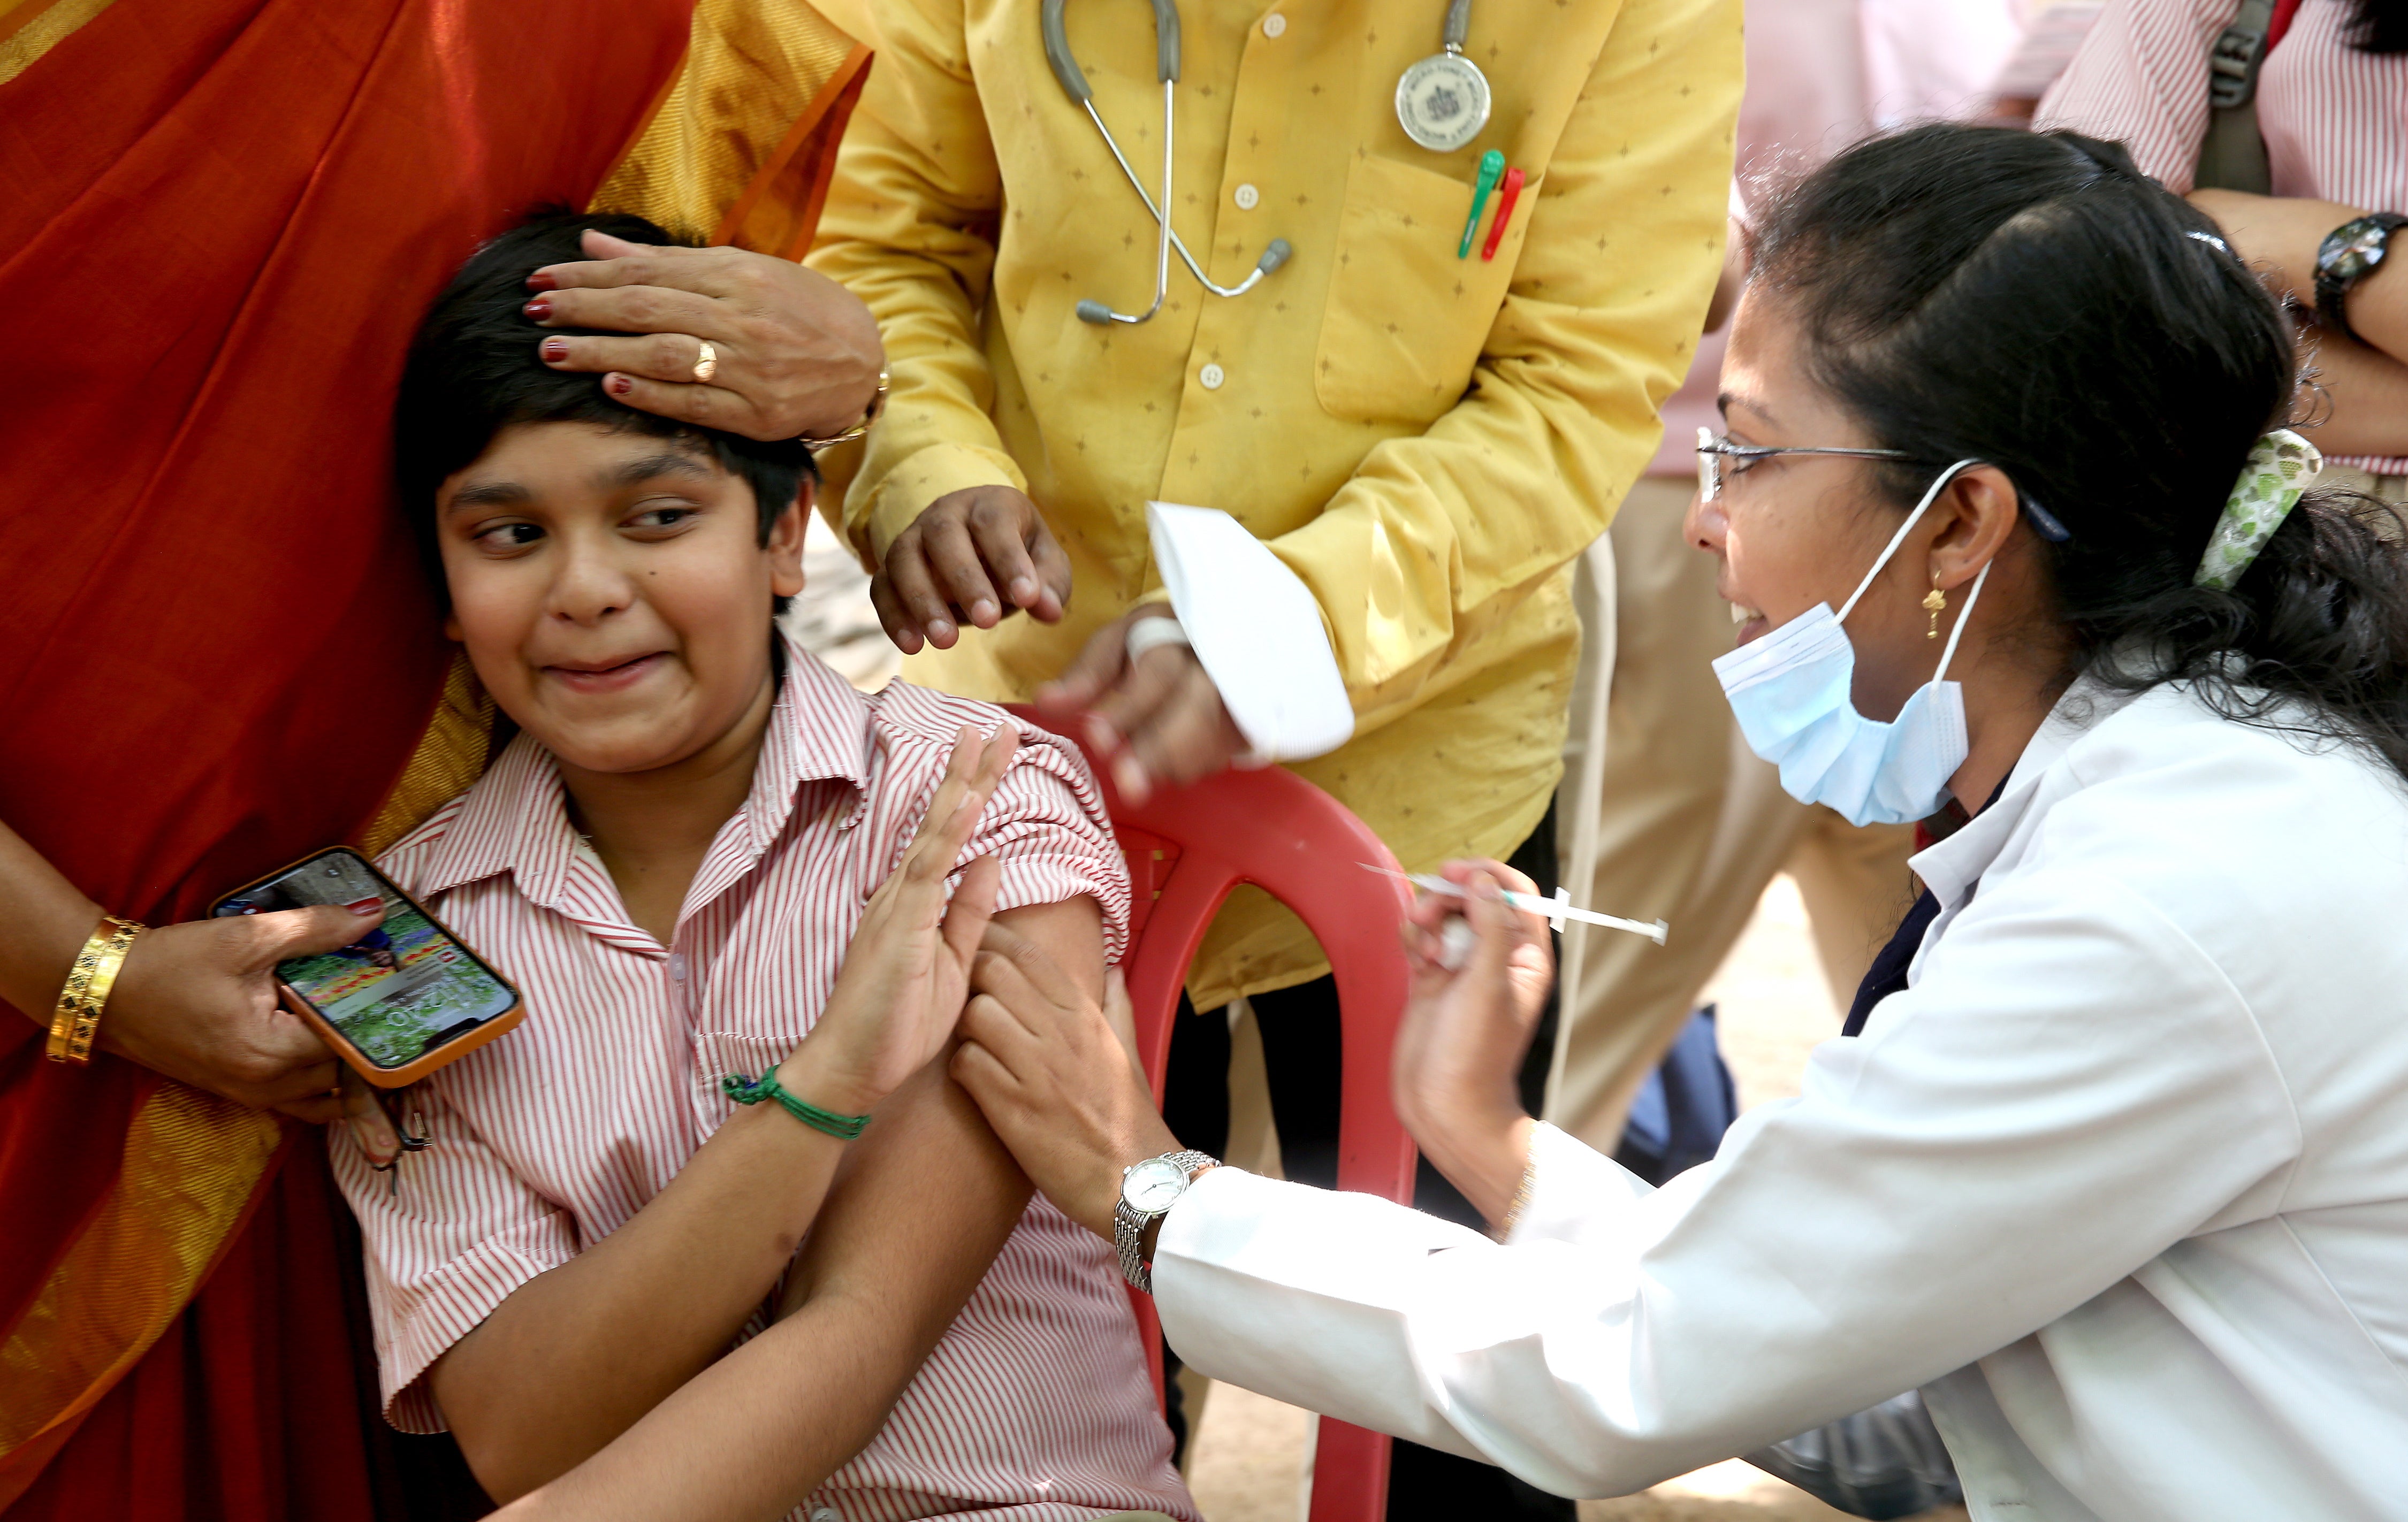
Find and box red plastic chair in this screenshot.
[1009,707,1418,1522]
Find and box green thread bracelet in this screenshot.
[722,1072,871,1140]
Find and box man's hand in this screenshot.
[780,725,1018,1116]
[872,486,1071,654]
[953,930,1176,1242]
[102,904,388,1123]
[527,231,885,441]
[1390,860,1553,1227]
[1036,607,1248,805]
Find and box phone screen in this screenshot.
[215,851,516,1070]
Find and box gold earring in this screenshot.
[1923,577,1947,640]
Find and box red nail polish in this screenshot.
[540,338,569,361]
[607,374,633,396]
[523,297,552,322]
[524,270,558,292]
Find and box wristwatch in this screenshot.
[2313,212,2407,345]
[1112,1149,1218,1293]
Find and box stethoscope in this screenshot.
[1041,0,1490,327]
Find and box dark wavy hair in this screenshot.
[1748,124,2408,781]
[393,210,817,611]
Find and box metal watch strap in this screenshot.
[1114,1149,1218,1294]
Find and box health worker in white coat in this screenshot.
[948,121,2408,1521]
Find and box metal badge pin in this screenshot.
[1396,0,1491,152]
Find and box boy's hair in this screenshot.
[394,211,817,608]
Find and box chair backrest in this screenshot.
[1009,708,1415,1522]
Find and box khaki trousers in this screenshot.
[1545,476,1919,1152]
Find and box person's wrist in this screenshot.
[773,1038,885,1121]
[1413,1090,1528,1207]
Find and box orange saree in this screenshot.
[0,0,865,1514]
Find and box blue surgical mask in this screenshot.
[1711,461,1991,827]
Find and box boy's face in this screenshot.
[437,422,806,776]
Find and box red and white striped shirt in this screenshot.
[330,636,1194,1522]
[2037,0,2408,471]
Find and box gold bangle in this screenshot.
[799,364,888,452]
[46,915,144,1065]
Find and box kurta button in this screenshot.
[668,952,687,982]
[1199,362,1225,389]
[1261,11,1285,36]
[1235,183,1260,211]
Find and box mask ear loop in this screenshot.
[1836,460,1984,624]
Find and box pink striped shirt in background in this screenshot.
[2039,0,2408,471]
[330,634,1195,1522]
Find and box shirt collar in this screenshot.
[411,629,874,907]
[1908,673,2136,906]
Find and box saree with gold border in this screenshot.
[0,0,866,1512]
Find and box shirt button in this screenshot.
[1199,362,1225,390]
[668,952,688,982]
[1234,183,1260,211]
[811,1509,840,1522]
[1262,11,1285,36]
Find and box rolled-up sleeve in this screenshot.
[1152,867,2299,1496]
[2034,0,2224,192]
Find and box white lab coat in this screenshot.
[1154,678,2408,1520]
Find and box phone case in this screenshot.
[211,848,524,1088]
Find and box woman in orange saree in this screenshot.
[0,0,874,1514]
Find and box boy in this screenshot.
[333,213,1193,1522]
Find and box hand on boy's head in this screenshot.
[526,232,885,443]
[435,423,806,778]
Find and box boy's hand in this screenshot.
[873,486,1071,655]
[953,934,1177,1242]
[527,231,885,442]
[780,724,1019,1115]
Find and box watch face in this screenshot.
[2325,218,2393,281]
[1123,1157,1190,1213]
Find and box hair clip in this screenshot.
[2020,493,2072,544]
[2185,230,2234,256]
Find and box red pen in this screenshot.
[1480,166,1526,261]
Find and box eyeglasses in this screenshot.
[1695,427,1909,502]
[1693,427,2074,542]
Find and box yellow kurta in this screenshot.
[810,0,1740,1008]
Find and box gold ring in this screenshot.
[692,340,718,385]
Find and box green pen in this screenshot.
[1458,149,1505,259]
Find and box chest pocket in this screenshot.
[1314,153,1537,427]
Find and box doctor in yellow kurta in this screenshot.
[812,0,1739,1009]
[810,4,1736,1503]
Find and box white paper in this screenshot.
[1145,501,1354,764]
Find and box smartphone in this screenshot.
[211,847,523,1088]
